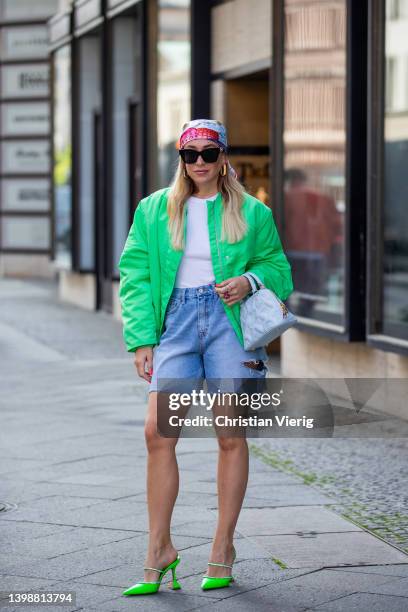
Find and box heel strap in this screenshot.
[143,554,179,574]
[207,561,233,569]
[143,566,164,574]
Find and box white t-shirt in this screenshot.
[174,192,219,288]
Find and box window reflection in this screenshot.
[53,45,72,268]
[383,0,408,338]
[283,1,346,325]
[157,0,190,187]
[111,15,140,274]
[77,32,101,270]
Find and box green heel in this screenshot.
[122,554,181,596]
[201,546,236,591]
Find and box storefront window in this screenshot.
[283,1,346,326]
[111,15,141,275]
[157,0,190,187]
[383,0,408,339]
[53,44,72,268]
[77,32,101,270]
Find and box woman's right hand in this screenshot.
[134,346,154,382]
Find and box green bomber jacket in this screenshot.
[118,187,293,352]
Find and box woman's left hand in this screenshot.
[215,276,251,306]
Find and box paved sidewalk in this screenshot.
[1,277,408,612]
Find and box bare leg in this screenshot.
[143,391,180,581]
[207,435,249,577]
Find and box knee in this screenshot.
[217,436,247,453]
[144,418,177,453]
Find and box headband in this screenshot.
[177,119,237,178]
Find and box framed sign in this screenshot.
[0,25,49,60]
[0,63,50,99]
[1,140,50,174]
[0,216,50,250]
[1,178,50,211]
[1,101,50,136]
[0,0,59,22]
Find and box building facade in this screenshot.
[47,0,408,415]
[0,0,60,276]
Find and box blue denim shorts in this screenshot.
[149,281,268,393]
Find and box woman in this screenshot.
[118,119,293,595]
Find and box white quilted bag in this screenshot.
[240,272,298,350]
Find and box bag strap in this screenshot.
[242,272,265,293]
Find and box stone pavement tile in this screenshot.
[251,532,408,568]
[1,533,210,581]
[133,490,218,508]
[309,591,408,611]
[327,564,408,578]
[0,582,119,612]
[1,498,146,529]
[0,458,52,476]
[181,480,218,494]
[0,496,108,523]
[50,473,140,486]
[1,534,146,579]
[172,520,245,540]
[208,567,404,611]
[177,559,312,600]
[47,579,141,612]
[0,576,64,600]
[0,522,74,544]
[0,320,66,364]
[242,485,334,507]
[2,481,141,503]
[2,423,110,450]
[236,507,362,537]
[360,575,408,596]
[83,590,216,612]
[2,526,138,558]
[98,504,217,532]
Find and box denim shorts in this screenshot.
[149,281,268,394]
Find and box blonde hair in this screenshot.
[167,158,247,250]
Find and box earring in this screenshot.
[220,163,227,177]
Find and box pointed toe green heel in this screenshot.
[201,546,236,591]
[122,554,181,596]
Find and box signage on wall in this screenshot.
[0,216,50,250]
[0,0,59,22]
[0,63,50,99]
[0,26,49,60]
[1,178,50,211]
[1,140,50,174]
[1,102,50,136]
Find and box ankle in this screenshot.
[147,541,176,559]
[212,534,234,550]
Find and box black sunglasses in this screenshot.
[179,147,222,164]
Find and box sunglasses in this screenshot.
[179,147,222,164]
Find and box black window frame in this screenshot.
[271,0,368,343]
[49,9,74,267]
[366,0,408,356]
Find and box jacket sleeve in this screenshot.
[118,202,157,352]
[245,207,294,301]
